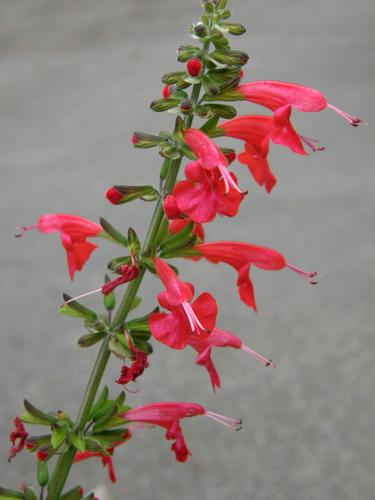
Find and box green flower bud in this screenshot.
[37,460,49,488]
[221,22,246,35]
[210,49,249,66]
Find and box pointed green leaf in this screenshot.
[0,487,24,499]
[99,218,128,247]
[89,386,109,419]
[23,400,57,425]
[22,485,38,500]
[51,425,68,450]
[77,331,106,348]
[59,295,97,322]
[60,486,84,500]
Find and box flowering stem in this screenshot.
[46,43,208,498]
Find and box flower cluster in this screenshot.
[6,0,360,498]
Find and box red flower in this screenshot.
[116,352,149,385]
[162,84,171,99]
[8,417,28,462]
[236,81,363,126]
[122,402,241,462]
[148,258,217,349]
[219,107,307,192]
[194,241,317,311]
[101,264,139,296]
[173,160,245,223]
[17,214,102,280]
[162,194,205,240]
[188,328,274,391]
[73,434,130,484]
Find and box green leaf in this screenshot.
[159,235,197,258]
[69,430,86,452]
[129,296,142,312]
[60,486,84,500]
[203,89,244,102]
[89,386,109,419]
[205,103,237,119]
[177,44,199,62]
[51,425,68,449]
[107,255,131,272]
[99,218,128,247]
[22,485,38,500]
[161,71,186,84]
[84,437,110,455]
[23,400,57,425]
[90,429,129,448]
[78,331,106,348]
[200,115,220,133]
[59,295,97,322]
[23,434,51,452]
[0,487,24,499]
[159,221,194,250]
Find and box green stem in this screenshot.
[46,38,209,500]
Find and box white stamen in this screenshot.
[241,344,275,368]
[217,163,243,195]
[181,301,208,333]
[64,288,102,304]
[205,410,242,431]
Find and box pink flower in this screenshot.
[173,160,245,223]
[236,81,362,126]
[122,402,241,462]
[188,328,274,390]
[148,258,217,349]
[194,241,317,311]
[16,214,103,280]
[8,417,28,462]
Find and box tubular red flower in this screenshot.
[188,328,274,390]
[236,81,362,126]
[122,402,241,462]
[163,194,205,240]
[193,242,317,311]
[148,258,217,349]
[101,264,140,295]
[16,214,102,280]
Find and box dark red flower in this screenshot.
[8,417,28,462]
[16,214,103,280]
[116,352,149,385]
[101,264,139,296]
[148,258,217,349]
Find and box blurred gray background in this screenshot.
[1,0,374,498]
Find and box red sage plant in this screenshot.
[3,0,361,498]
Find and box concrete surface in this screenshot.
[0,0,374,499]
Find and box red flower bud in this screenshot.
[163,194,183,220]
[162,84,171,99]
[186,58,202,77]
[106,187,123,205]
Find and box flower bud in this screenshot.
[186,57,202,77]
[177,44,199,63]
[106,185,159,205]
[163,195,183,220]
[192,22,208,38]
[37,460,49,487]
[162,85,171,99]
[131,131,164,148]
[221,22,246,35]
[180,98,194,113]
[150,98,180,112]
[210,49,249,66]
[202,1,215,14]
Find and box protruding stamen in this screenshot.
[14,224,37,238]
[241,344,275,368]
[299,134,325,152]
[287,264,318,284]
[181,301,209,333]
[64,288,102,304]
[205,410,242,431]
[327,103,363,127]
[217,163,244,195]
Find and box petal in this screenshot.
[238,143,276,193]
[191,292,218,332]
[195,347,221,391]
[214,173,245,217]
[154,257,194,306]
[184,129,224,170]
[148,309,191,349]
[237,264,257,311]
[271,105,307,155]
[173,179,217,223]
[236,81,328,112]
